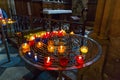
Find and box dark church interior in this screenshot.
[0,0,120,80]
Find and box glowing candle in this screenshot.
[43,32,50,39]
[35,37,41,42]
[58,30,63,37]
[0,14,2,20]
[28,51,31,56]
[48,40,54,45]
[75,55,84,65]
[44,57,52,67]
[7,18,14,24]
[80,46,88,54]
[70,31,74,35]
[34,54,38,62]
[29,36,35,46]
[36,41,43,48]
[2,19,6,25]
[21,43,30,53]
[47,45,55,53]
[51,31,58,36]
[58,45,66,54]
[61,29,66,36]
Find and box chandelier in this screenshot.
[19,30,102,79]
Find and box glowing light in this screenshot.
[36,41,43,48]
[21,43,30,53]
[47,45,55,53]
[58,45,66,54]
[80,46,88,54]
[70,31,74,35]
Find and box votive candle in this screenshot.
[44,57,52,67]
[21,43,30,53]
[58,45,66,54]
[29,36,35,46]
[47,45,55,53]
[75,55,84,65]
[80,46,88,54]
[36,41,43,48]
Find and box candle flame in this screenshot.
[47,57,50,63]
[35,55,37,60]
[60,46,63,49]
[80,46,88,54]
[78,56,82,59]
[30,36,35,41]
[58,45,66,54]
[70,31,74,35]
[28,52,31,55]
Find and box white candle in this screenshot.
[34,54,38,61]
[28,52,31,56]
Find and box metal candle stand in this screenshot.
[0,18,20,67]
[19,31,102,80]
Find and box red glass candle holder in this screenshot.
[44,57,52,67]
[43,32,51,39]
[75,55,84,65]
[29,36,35,46]
[60,57,69,67]
[51,31,58,37]
[58,30,63,37]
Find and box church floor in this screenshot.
[0,43,60,80]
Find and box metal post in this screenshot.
[1,24,11,62]
[57,71,63,80]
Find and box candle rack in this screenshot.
[19,30,102,80]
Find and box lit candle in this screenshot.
[43,32,50,39]
[58,30,63,37]
[47,45,55,53]
[44,57,52,67]
[80,46,88,54]
[7,18,13,24]
[29,36,35,46]
[36,41,43,48]
[27,51,32,58]
[75,55,84,65]
[51,31,58,36]
[48,40,54,45]
[21,43,30,53]
[28,51,31,56]
[0,14,2,20]
[2,19,6,25]
[58,45,66,54]
[34,54,38,62]
[70,31,74,35]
